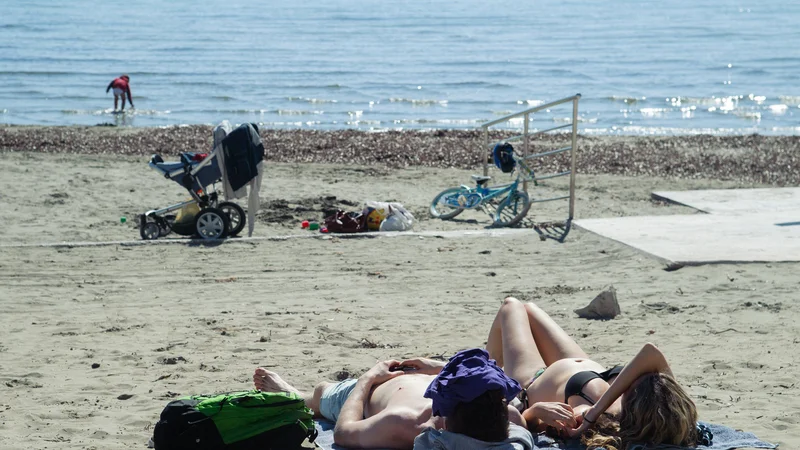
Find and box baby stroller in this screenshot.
[139,122,264,240]
[139,151,246,240]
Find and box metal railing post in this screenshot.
[522,113,529,192]
[483,127,489,176]
[568,96,580,221]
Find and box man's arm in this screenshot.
[397,357,446,375]
[126,87,133,107]
[106,80,114,93]
[335,407,420,449]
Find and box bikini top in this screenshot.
[564,365,624,404]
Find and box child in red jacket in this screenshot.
[106,75,134,111]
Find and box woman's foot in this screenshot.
[253,368,301,395]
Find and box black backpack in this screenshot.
[153,390,317,450]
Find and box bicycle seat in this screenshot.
[471,175,492,184]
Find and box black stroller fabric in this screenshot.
[221,123,265,191]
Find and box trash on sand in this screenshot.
[575,286,620,320]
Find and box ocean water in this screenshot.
[1,0,799,135]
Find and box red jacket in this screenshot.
[106,77,133,105]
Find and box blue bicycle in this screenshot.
[430,143,534,227]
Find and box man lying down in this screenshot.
[253,348,534,449]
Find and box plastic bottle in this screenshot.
[309,222,320,231]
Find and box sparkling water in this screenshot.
[1,0,798,134]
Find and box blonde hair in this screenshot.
[582,373,698,450]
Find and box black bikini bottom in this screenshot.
[564,365,624,404]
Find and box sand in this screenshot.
[0,127,798,449]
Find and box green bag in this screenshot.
[153,390,317,450]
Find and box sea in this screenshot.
[1,0,799,135]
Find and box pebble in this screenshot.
[1,126,797,185]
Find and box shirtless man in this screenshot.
[253,356,527,449]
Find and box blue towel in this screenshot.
[532,421,776,450]
[316,420,391,450]
[314,420,776,450]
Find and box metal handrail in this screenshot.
[486,125,574,148]
[531,195,571,203]
[524,146,572,160]
[533,170,571,181]
[480,94,581,128]
[480,93,580,223]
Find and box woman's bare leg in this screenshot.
[486,297,546,385]
[523,302,588,366]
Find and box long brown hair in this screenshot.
[583,373,698,450]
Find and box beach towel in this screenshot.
[313,420,776,450]
[213,121,264,237]
[213,120,243,200]
[414,423,534,450]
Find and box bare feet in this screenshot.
[253,368,301,395]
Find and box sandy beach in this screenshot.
[0,126,798,449]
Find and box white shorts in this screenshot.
[112,87,124,96]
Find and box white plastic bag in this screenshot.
[363,201,393,230]
[379,204,415,232]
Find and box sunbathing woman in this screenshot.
[487,297,699,450]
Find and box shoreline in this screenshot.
[1,125,799,185]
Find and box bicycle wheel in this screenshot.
[493,190,531,227]
[430,187,465,220]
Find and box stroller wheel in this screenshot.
[140,222,160,240]
[218,202,246,237]
[194,207,230,240]
[158,221,172,237]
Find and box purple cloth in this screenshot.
[424,348,522,417]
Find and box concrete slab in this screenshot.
[575,212,800,266]
[652,187,800,215]
[576,187,800,266]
